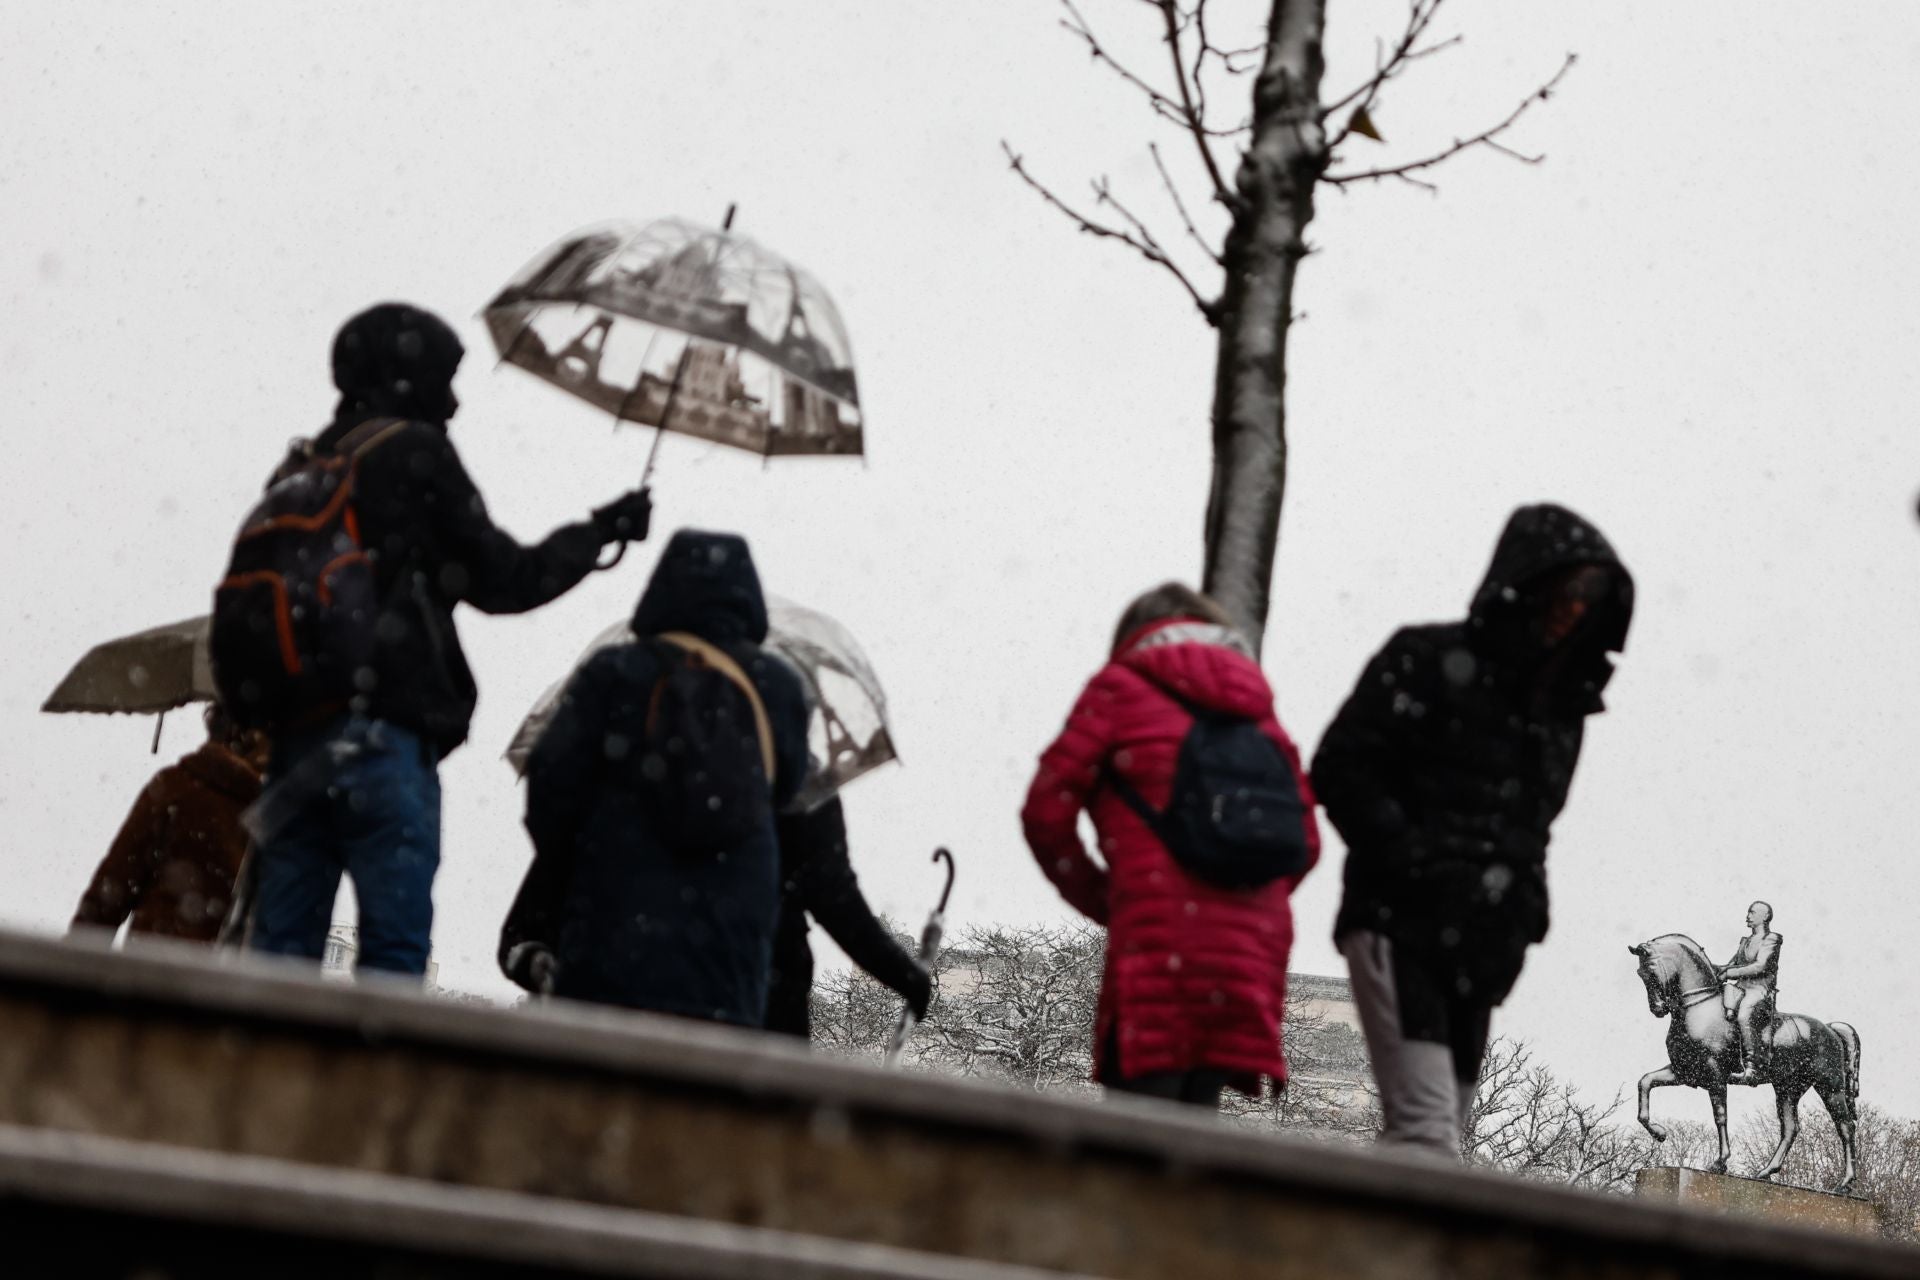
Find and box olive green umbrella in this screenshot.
[42,615,214,750]
[43,615,214,715]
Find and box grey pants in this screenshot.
[1340,931,1493,1159]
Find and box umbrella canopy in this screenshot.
[43,615,214,715]
[506,597,896,812]
[484,217,863,461]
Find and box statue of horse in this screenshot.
[1628,934,1861,1193]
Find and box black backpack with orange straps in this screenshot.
[209,418,407,730]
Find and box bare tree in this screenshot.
[809,927,919,1058]
[1006,1,1574,649]
[1221,985,1379,1138]
[1462,1037,1661,1192]
[915,921,1107,1092]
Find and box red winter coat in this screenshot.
[1021,619,1319,1093]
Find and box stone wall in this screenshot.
[0,931,1913,1279]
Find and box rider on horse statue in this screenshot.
[1717,900,1781,1085]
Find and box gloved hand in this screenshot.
[504,941,560,996]
[591,487,653,545]
[900,959,933,1021]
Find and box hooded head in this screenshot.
[1466,506,1635,702]
[631,530,769,647]
[331,302,465,426]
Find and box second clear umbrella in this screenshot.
[506,596,896,813]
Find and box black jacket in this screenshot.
[1313,504,1634,1005]
[764,797,925,1039]
[501,531,810,1026]
[310,412,602,756]
[302,302,604,756]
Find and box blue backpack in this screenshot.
[1107,688,1310,890]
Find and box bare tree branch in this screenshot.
[1060,0,1187,125]
[1154,0,1235,207]
[1150,141,1222,264]
[1188,1,1213,144]
[1002,141,1219,322]
[1325,52,1576,191]
[1323,0,1456,147]
[1217,42,1266,74]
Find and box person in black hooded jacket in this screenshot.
[1312,503,1634,1158]
[247,302,653,978]
[499,529,810,1025]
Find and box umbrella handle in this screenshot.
[933,847,956,912]
[888,850,956,1069]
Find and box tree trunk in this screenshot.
[1201,0,1328,655]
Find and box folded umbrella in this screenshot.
[886,847,956,1067]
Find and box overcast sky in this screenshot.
[6,1,1919,1132]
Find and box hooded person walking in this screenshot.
[499,530,810,1025]
[1022,584,1319,1108]
[228,302,654,978]
[1313,503,1634,1158]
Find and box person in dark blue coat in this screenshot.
[499,530,810,1026]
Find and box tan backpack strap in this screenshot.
[337,416,410,461]
[657,632,778,780]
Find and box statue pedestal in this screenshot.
[1635,1166,1883,1237]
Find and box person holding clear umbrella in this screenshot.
[499,530,810,1024]
[227,302,655,980]
[501,589,925,1035]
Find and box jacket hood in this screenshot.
[330,302,464,427]
[1468,503,1635,656]
[179,742,263,802]
[1114,618,1274,718]
[631,530,769,646]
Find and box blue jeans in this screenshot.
[248,717,441,977]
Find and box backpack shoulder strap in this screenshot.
[1102,762,1165,834]
[336,416,411,463]
[657,632,778,779]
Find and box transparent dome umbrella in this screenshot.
[483,209,864,488]
[505,596,896,813]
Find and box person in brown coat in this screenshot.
[70,706,267,943]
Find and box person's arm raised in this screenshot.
[423,432,626,614]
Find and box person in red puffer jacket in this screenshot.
[1021,583,1319,1107]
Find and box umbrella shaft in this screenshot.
[640,344,695,486]
[885,1010,916,1066]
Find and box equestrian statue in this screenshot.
[1627,901,1861,1194]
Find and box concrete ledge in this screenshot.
[0,1125,1086,1279]
[1,930,1915,1278]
